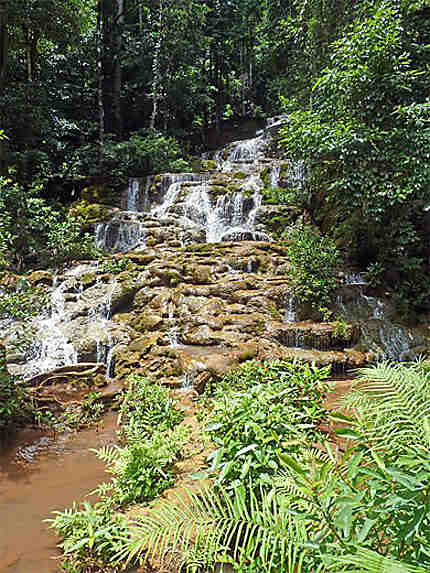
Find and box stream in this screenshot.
[0,413,118,573]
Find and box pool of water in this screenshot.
[0,413,118,573]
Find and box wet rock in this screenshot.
[182,325,220,346]
[134,312,163,333]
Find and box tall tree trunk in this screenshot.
[97,0,104,171]
[102,0,114,133]
[0,0,7,173]
[150,0,163,130]
[113,0,124,135]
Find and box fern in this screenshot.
[329,547,430,573]
[343,362,430,453]
[115,485,314,572]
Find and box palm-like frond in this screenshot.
[115,485,313,572]
[329,547,429,573]
[343,362,430,452]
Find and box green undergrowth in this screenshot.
[117,361,430,573]
[48,376,188,572]
[198,360,330,489]
[49,361,430,573]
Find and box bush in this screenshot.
[67,131,189,182]
[118,375,184,443]
[0,177,97,271]
[48,502,133,572]
[0,347,30,432]
[94,377,187,506]
[285,226,341,317]
[203,360,330,489]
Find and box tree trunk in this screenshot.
[97,0,104,171]
[0,0,7,94]
[150,0,163,130]
[0,0,7,173]
[113,0,124,135]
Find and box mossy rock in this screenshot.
[260,167,270,186]
[200,159,217,172]
[68,200,111,225]
[81,272,97,287]
[134,312,163,333]
[184,264,213,285]
[232,171,247,180]
[28,270,54,287]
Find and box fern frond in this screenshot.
[344,362,430,452]
[91,445,122,465]
[115,485,311,572]
[330,547,429,573]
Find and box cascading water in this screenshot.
[95,218,145,252]
[338,288,424,362]
[151,181,183,218]
[127,178,140,212]
[182,182,264,243]
[86,280,122,379]
[23,281,77,380]
[284,294,297,323]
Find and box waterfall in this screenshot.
[95,219,145,252]
[270,164,281,187]
[217,136,266,172]
[338,289,423,362]
[182,183,263,243]
[344,272,367,286]
[127,178,140,212]
[23,282,77,380]
[151,181,183,217]
[284,294,297,323]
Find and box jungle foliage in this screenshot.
[119,360,430,573]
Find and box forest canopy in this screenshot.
[0,0,429,309]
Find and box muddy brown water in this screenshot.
[0,413,119,573]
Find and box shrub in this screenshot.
[0,346,30,432]
[67,131,189,182]
[285,226,341,317]
[0,177,97,271]
[203,360,330,489]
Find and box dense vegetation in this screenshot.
[50,360,430,572]
[1,0,428,310]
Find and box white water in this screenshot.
[127,178,140,212]
[338,289,423,362]
[151,181,183,218]
[95,219,145,252]
[181,183,263,243]
[284,294,297,323]
[23,282,77,380]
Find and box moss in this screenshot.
[81,272,97,287]
[134,313,163,333]
[233,171,247,180]
[68,200,111,225]
[28,270,54,286]
[260,167,270,187]
[280,162,289,182]
[267,302,282,320]
[201,159,217,172]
